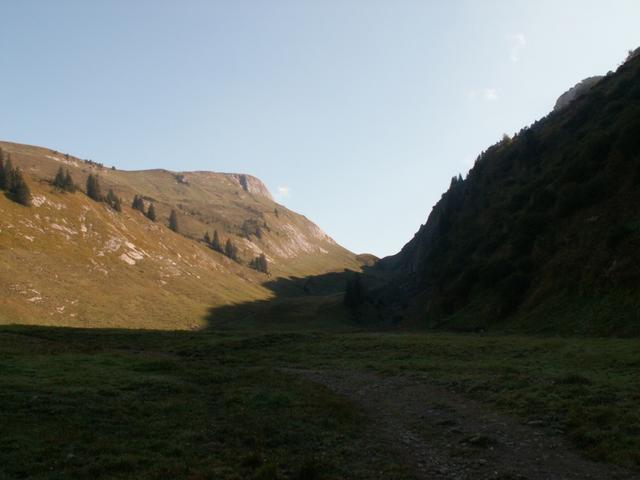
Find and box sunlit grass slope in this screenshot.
[0,141,361,329]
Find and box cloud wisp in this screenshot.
[274,186,291,201]
[467,88,499,102]
[506,33,526,62]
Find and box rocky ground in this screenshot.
[291,369,639,480]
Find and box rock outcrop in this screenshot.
[553,76,603,111]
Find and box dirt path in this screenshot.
[288,368,639,480]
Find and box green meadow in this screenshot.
[1,325,638,479]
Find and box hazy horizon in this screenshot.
[2,0,640,256]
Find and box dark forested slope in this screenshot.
[378,49,640,336]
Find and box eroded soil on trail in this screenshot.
[290,369,639,480]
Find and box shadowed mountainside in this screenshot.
[374,48,640,336]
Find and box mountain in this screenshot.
[0,141,360,329]
[375,49,640,336]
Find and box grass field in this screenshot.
[1,324,639,479]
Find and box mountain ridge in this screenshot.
[0,140,361,329]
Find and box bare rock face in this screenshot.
[228,173,274,200]
[553,47,639,113]
[553,76,603,111]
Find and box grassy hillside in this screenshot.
[376,49,640,336]
[0,142,361,329]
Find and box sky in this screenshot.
[1,1,640,257]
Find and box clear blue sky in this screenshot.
[2,1,639,257]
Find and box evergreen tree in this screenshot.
[53,168,76,192]
[53,167,66,189]
[113,195,122,212]
[10,168,31,206]
[63,170,76,192]
[169,209,179,232]
[0,154,5,190]
[250,253,269,273]
[106,189,122,211]
[3,157,14,192]
[86,174,102,201]
[146,203,157,221]
[203,231,211,244]
[211,230,222,252]
[131,195,145,212]
[224,238,238,261]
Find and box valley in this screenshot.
[1,325,638,479]
[1,8,640,480]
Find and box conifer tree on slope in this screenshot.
[53,167,66,189]
[211,230,222,252]
[132,195,145,212]
[54,167,76,192]
[63,170,76,192]
[224,238,238,261]
[146,203,157,221]
[106,189,122,212]
[250,253,269,273]
[3,157,14,191]
[169,209,179,232]
[86,174,102,201]
[0,154,5,190]
[11,168,31,206]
